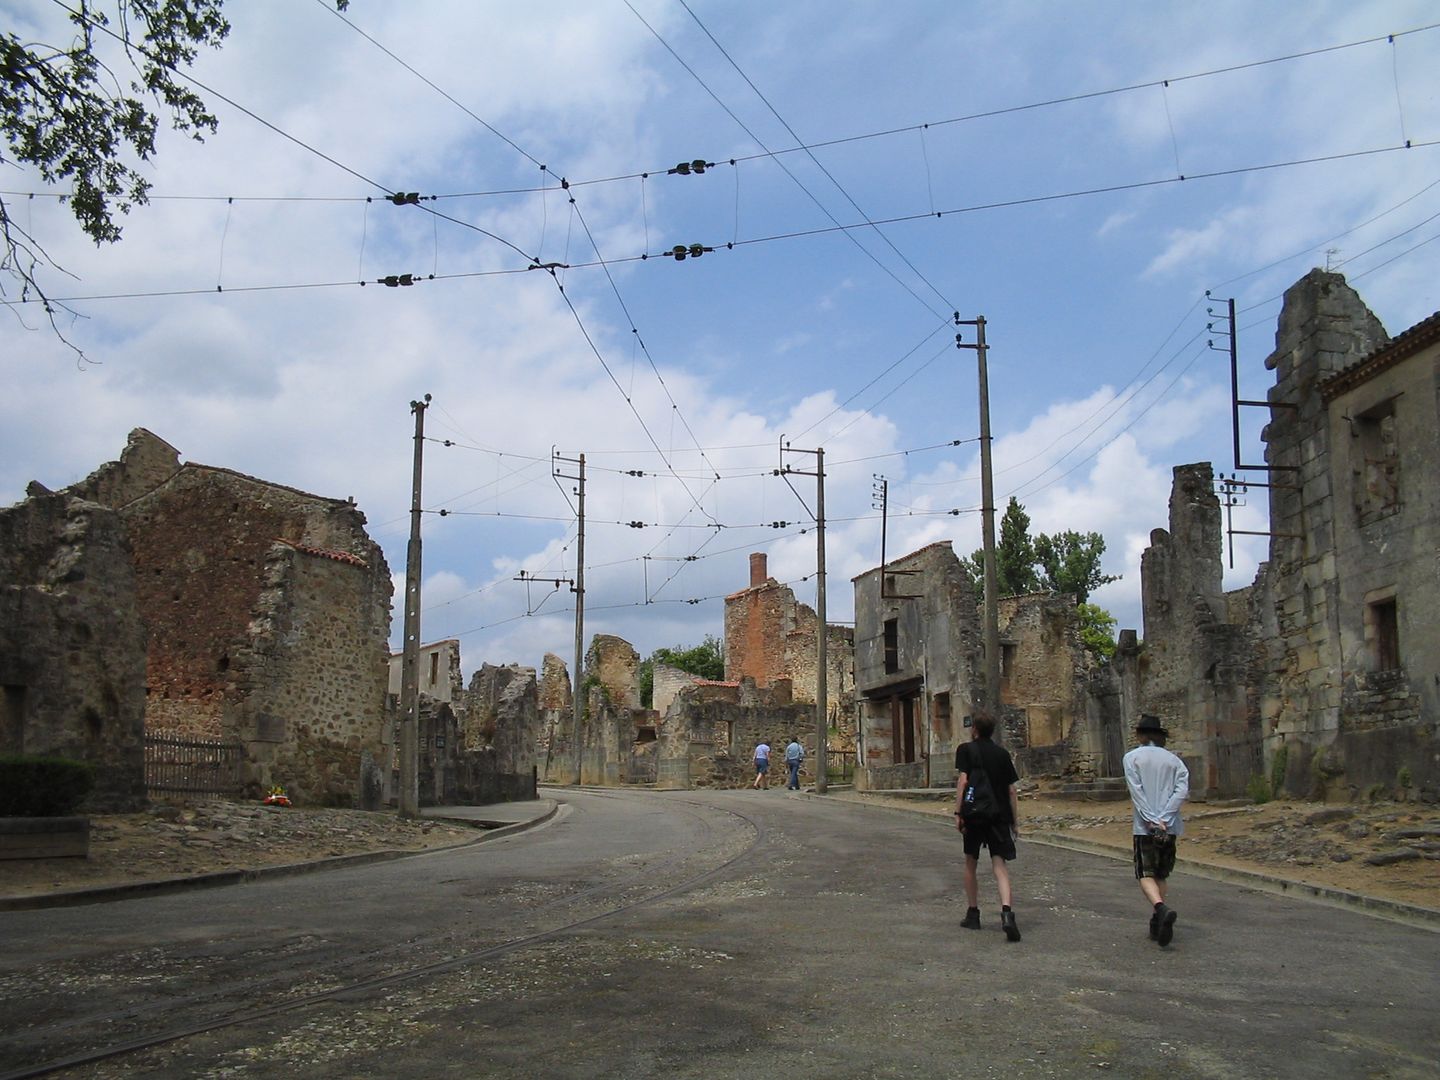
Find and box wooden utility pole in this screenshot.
[554,451,587,784]
[957,316,1000,713]
[398,393,430,818]
[779,442,828,793]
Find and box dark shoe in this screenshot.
[1149,912,1160,941]
[1156,904,1177,947]
[1002,909,1021,942]
[960,907,981,930]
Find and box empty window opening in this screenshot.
[1,685,27,754]
[883,619,899,674]
[1353,401,1400,522]
[428,651,440,688]
[1369,597,1400,672]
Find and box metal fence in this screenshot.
[144,732,244,796]
[825,749,857,784]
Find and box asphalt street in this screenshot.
[1,788,1436,1079]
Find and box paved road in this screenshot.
[1,788,1436,1079]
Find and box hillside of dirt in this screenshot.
[0,800,481,901]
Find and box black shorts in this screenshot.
[962,819,1016,861]
[1133,834,1178,880]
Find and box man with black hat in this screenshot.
[1124,714,1189,947]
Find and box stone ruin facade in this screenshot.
[1121,462,1267,795]
[724,552,854,709]
[536,652,575,784]
[997,592,1113,779]
[851,542,1120,791]
[655,676,813,789]
[387,661,539,806]
[16,429,394,807]
[388,638,463,708]
[851,541,982,790]
[0,489,148,811]
[1130,271,1439,801]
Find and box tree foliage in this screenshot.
[1034,529,1120,604]
[638,635,726,708]
[958,498,1122,660]
[1076,602,1117,663]
[1,1,344,351]
[962,497,1119,604]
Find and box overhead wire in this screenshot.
[675,0,957,315]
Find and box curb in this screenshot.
[1027,830,1440,931]
[0,801,560,913]
[828,790,1440,932]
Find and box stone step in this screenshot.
[1053,777,1129,802]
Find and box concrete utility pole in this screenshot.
[398,394,430,819]
[554,451,586,785]
[957,316,1000,714]
[779,442,828,794]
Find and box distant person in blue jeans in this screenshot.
[785,736,805,790]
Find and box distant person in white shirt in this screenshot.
[1124,714,1190,947]
[752,740,771,789]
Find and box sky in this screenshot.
[3,1,1439,681]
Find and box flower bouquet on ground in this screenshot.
[262,784,291,807]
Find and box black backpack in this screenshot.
[961,760,1001,824]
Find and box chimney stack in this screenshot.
[749,552,768,588]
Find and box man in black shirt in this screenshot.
[954,711,1022,941]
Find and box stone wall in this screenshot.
[997,593,1103,778]
[1257,271,1440,800]
[62,428,181,510]
[233,542,391,805]
[54,431,394,807]
[463,662,540,779]
[656,678,812,789]
[1135,463,1264,796]
[651,661,695,716]
[536,653,575,783]
[0,492,148,811]
[408,697,537,806]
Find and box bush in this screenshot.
[1246,773,1271,805]
[1269,745,1289,800]
[0,755,96,816]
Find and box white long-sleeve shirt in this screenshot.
[1123,743,1189,837]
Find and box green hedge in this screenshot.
[0,756,96,816]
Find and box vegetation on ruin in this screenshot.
[959,497,1119,604]
[0,755,96,816]
[1,0,346,352]
[638,635,725,708]
[958,497,1122,660]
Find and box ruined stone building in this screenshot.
[851,540,1113,789]
[0,489,148,810]
[1132,271,1439,801]
[655,675,813,789]
[536,652,575,784]
[387,638,463,707]
[40,429,393,805]
[1124,462,1266,795]
[390,661,539,805]
[851,541,982,789]
[724,552,854,711]
[996,592,1112,778]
